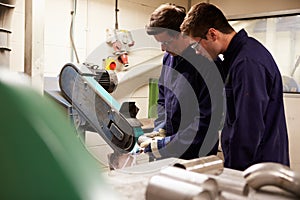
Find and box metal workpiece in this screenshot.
[146,174,215,200]
[208,171,249,196]
[173,155,224,175]
[243,162,300,198]
[173,155,248,196]
[105,157,298,200]
[159,166,219,198]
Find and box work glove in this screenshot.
[137,129,166,157]
[143,136,171,155]
[138,128,166,148]
[137,129,172,158]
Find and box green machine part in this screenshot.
[0,81,118,199]
[148,78,159,119]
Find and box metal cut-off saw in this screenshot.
[58,62,144,153]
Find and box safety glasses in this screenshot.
[159,37,175,46]
[191,38,203,51]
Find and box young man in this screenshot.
[181,2,290,170]
[139,3,224,160]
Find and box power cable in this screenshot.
[70,0,80,63]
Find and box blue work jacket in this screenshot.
[221,29,290,170]
[154,46,223,159]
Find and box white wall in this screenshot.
[10,0,189,76]
[9,1,300,94]
[8,0,189,120]
[9,0,300,82]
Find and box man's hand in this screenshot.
[138,128,166,147]
[137,129,171,158]
[139,138,154,148]
[137,129,166,155]
[143,137,171,158]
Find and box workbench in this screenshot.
[103,157,299,200]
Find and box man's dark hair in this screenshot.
[181,3,234,38]
[146,3,186,36]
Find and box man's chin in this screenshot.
[166,51,178,56]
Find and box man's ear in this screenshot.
[207,28,218,41]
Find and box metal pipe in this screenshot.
[159,166,219,198]
[173,155,224,175]
[70,0,79,63]
[173,156,248,196]
[243,162,300,197]
[146,174,214,200]
[207,172,249,196]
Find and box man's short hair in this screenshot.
[146,3,186,36]
[181,2,234,38]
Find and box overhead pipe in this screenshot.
[115,0,119,30]
[70,0,79,63]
